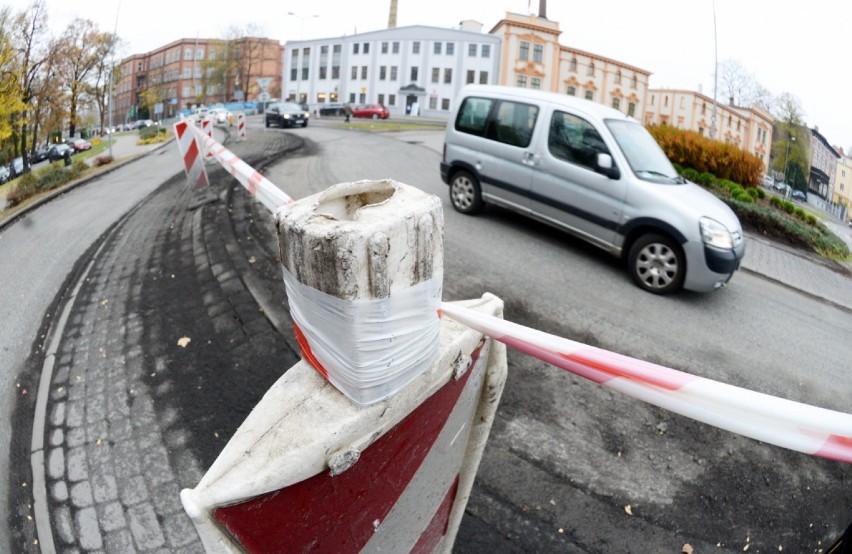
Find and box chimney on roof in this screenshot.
[388,0,398,28]
[729,96,734,106]
[539,0,547,18]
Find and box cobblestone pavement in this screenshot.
[11,122,852,552]
[14,128,302,552]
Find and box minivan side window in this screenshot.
[548,110,609,171]
[456,97,538,148]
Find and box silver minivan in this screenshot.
[440,85,745,294]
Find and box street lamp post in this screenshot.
[784,134,796,187]
[287,12,318,105]
[107,0,122,160]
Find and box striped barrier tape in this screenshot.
[439,302,852,463]
[173,120,209,190]
[179,124,852,464]
[185,123,293,213]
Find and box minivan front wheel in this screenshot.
[449,170,483,214]
[627,233,685,294]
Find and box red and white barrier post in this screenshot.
[181,180,508,552]
[236,112,246,142]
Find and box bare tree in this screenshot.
[770,92,808,187]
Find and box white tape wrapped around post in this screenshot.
[181,179,508,552]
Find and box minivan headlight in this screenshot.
[699,217,733,249]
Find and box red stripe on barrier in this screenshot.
[176,121,188,140]
[184,140,200,169]
[247,171,263,196]
[293,322,329,379]
[564,349,697,391]
[814,434,852,463]
[213,345,483,553]
[501,336,615,385]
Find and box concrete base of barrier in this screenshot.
[180,293,507,553]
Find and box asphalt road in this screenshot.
[262,119,852,552]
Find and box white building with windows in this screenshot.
[283,22,501,117]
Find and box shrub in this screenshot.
[698,172,716,186]
[6,175,38,207]
[647,124,764,186]
[718,179,736,191]
[682,168,700,182]
[734,190,754,203]
[93,155,113,167]
[672,163,683,174]
[746,187,759,199]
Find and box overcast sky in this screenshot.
[6,0,850,150]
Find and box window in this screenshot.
[301,67,309,80]
[650,95,655,106]
[491,100,538,147]
[411,66,419,81]
[378,93,385,105]
[566,86,576,96]
[431,67,439,83]
[292,49,299,60]
[390,66,397,80]
[585,90,594,101]
[363,43,370,54]
[317,92,327,103]
[701,103,706,115]
[196,48,204,60]
[631,75,638,89]
[570,58,577,71]
[627,102,636,117]
[519,41,529,60]
[517,75,527,88]
[587,62,595,76]
[548,110,609,171]
[349,92,356,103]
[467,70,475,84]
[444,68,452,84]
[380,66,387,80]
[184,48,193,61]
[533,44,543,63]
[615,70,622,84]
[392,42,399,54]
[664,96,669,107]
[320,66,327,79]
[351,66,358,79]
[332,66,340,79]
[479,71,488,84]
[531,77,541,89]
[446,42,455,55]
[353,43,360,54]
[455,97,492,135]
[612,97,621,110]
[413,41,420,54]
[434,42,442,54]
[389,94,396,105]
[468,44,477,56]
[290,68,297,80]
[361,66,368,79]
[381,42,388,54]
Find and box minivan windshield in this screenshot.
[605,119,684,184]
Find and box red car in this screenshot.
[352,104,390,119]
[67,138,92,152]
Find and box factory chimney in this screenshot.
[539,0,547,19]
[388,0,398,28]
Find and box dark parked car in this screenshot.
[47,143,74,162]
[265,102,310,128]
[32,145,50,163]
[792,190,807,202]
[9,156,26,178]
[352,103,390,119]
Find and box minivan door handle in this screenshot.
[522,152,539,166]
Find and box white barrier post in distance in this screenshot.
[173,120,216,209]
[180,179,508,553]
[236,112,246,142]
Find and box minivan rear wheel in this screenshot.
[627,233,685,294]
[449,170,483,214]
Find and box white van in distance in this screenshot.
[440,85,745,294]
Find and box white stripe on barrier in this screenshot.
[439,302,852,463]
[173,121,209,190]
[186,124,292,212]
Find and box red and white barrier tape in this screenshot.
[173,120,209,190]
[439,302,852,463]
[176,126,852,463]
[184,124,292,212]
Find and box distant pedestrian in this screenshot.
[343,103,352,123]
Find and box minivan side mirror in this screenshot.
[596,153,620,179]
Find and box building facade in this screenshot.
[833,154,852,208]
[489,13,651,121]
[644,89,775,174]
[808,127,839,200]
[282,23,501,118]
[111,37,283,125]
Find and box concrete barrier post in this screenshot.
[181,179,508,552]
